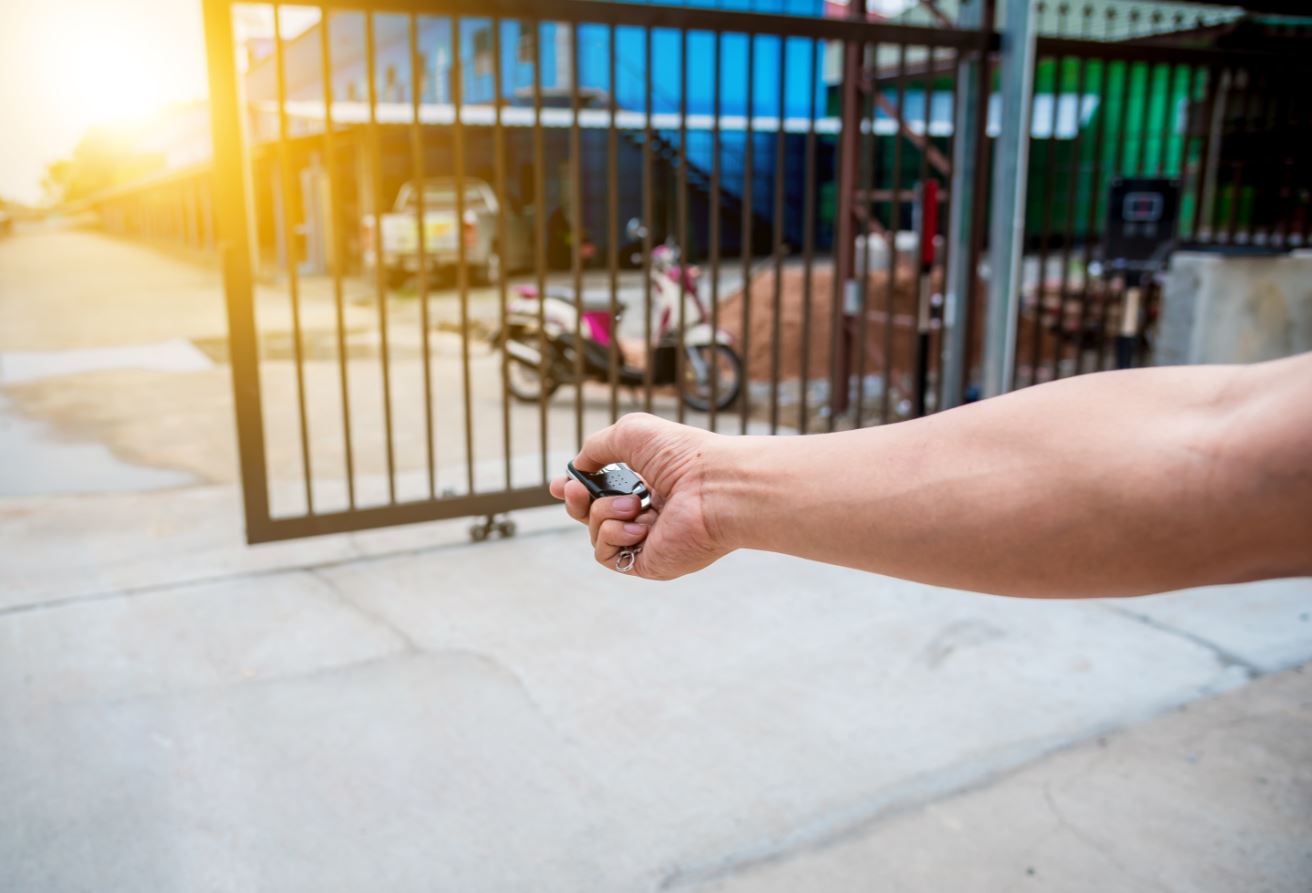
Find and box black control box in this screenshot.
[1104,177,1181,271]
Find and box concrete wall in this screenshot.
[1156,251,1312,366]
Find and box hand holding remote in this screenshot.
[549,413,732,580]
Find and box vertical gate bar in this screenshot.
[1259,70,1280,243]
[570,22,584,451]
[1030,54,1061,386]
[608,24,621,423]
[963,63,992,397]
[797,36,818,434]
[1300,82,1312,247]
[936,45,961,410]
[1007,0,1042,379]
[273,3,314,514]
[185,181,196,249]
[1156,62,1178,176]
[1192,66,1223,240]
[452,17,475,495]
[878,41,907,425]
[1304,80,1312,246]
[942,2,994,410]
[1249,69,1270,244]
[642,26,655,414]
[676,26,690,426]
[1224,68,1252,244]
[408,12,436,500]
[202,0,270,538]
[1128,54,1163,370]
[1135,63,1154,175]
[268,3,314,511]
[912,44,937,418]
[853,41,877,430]
[768,33,786,434]
[533,20,548,482]
[1075,55,1108,376]
[708,29,722,433]
[983,0,1036,398]
[1098,58,1134,372]
[1265,73,1288,247]
[1053,52,1087,382]
[828,35,852,433]
[493,17,512,489]
[1174,63,1201,240]
[740,31,756,435]
[365,11,398,503]
[1247,70,1269,244]
[1297,83,1305,244]
[174,185,183,247]
[1271,76,1293,247]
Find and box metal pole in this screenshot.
[831,0,865,421]
[982,0,1036,398]
[201,0,270,540]
[940,0,988,409]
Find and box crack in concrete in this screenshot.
[1040,780,1174,893]
[654,731,1113,891]
[654,656,1283,892]
[304,567,420,653]
[1098,603,1263,678]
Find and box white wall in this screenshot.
[1156,251,1312,366]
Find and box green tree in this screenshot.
[42,125,164,205]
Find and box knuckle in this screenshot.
[616,412,659,441]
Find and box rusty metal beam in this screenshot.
[871,91,951,176]
[919,0,955,28]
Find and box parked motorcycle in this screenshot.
[498,220,742,413]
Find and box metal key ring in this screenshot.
[616,545,642,574]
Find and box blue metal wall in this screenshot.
[248,4,826,116]
[244,1,833,258]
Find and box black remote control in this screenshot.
[566,461,652,510]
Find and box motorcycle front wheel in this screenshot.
[504,333,560,403]
[680,343,742,413]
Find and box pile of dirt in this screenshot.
[718,261,943,384]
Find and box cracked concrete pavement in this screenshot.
[2,227,1311,891]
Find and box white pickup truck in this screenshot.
[363,177,529,287]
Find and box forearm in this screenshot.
[708,357,1312,597]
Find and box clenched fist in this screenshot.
[549,413,735,580]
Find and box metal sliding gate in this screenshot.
[202,0,992,543]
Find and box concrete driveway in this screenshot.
[1,226,1310,892]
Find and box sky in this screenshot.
[0,0,210,204]
[0,0,917,206]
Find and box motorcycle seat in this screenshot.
[516,285,626,315]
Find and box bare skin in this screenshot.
[548,353,1312,597]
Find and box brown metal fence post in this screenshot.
[831,0,866,422]
[201,0,270,541]
[940,0,994,409]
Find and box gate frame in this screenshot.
[202,0,994,544]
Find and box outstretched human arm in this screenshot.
[549,353,1312,597]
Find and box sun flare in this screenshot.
[28,4,202,134]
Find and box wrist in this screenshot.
[702,434,788,554]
